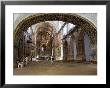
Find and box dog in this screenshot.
[17,61,24,68]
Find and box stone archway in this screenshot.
[14,13,96,43]
[14,13,97,65]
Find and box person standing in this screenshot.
[51,56,53,64]
[25,56,29,65]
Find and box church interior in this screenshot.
[13,13,97,75]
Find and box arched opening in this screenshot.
[14,13,97,68]
[35,22,54,60]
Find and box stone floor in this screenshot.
[13,61,97,75]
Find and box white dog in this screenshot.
[17,61,24,68]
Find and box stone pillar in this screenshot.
[14,44,18,68]
[70,35,75,61]
[35,31,37,57]
[91,43,97,64]
[61,43,63,60]
[76,39,86,62]
[74,27,86,62]
[67,36,74,61]
[73,40,77,60]
[63,40,68,61]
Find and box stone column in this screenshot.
[70,35,75,61]
[76,39,86,62]
[74,27,86,62]
[63,40,68,61]
[67,36,74,61]
[91,43,97,64]
[61,43,63,60]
